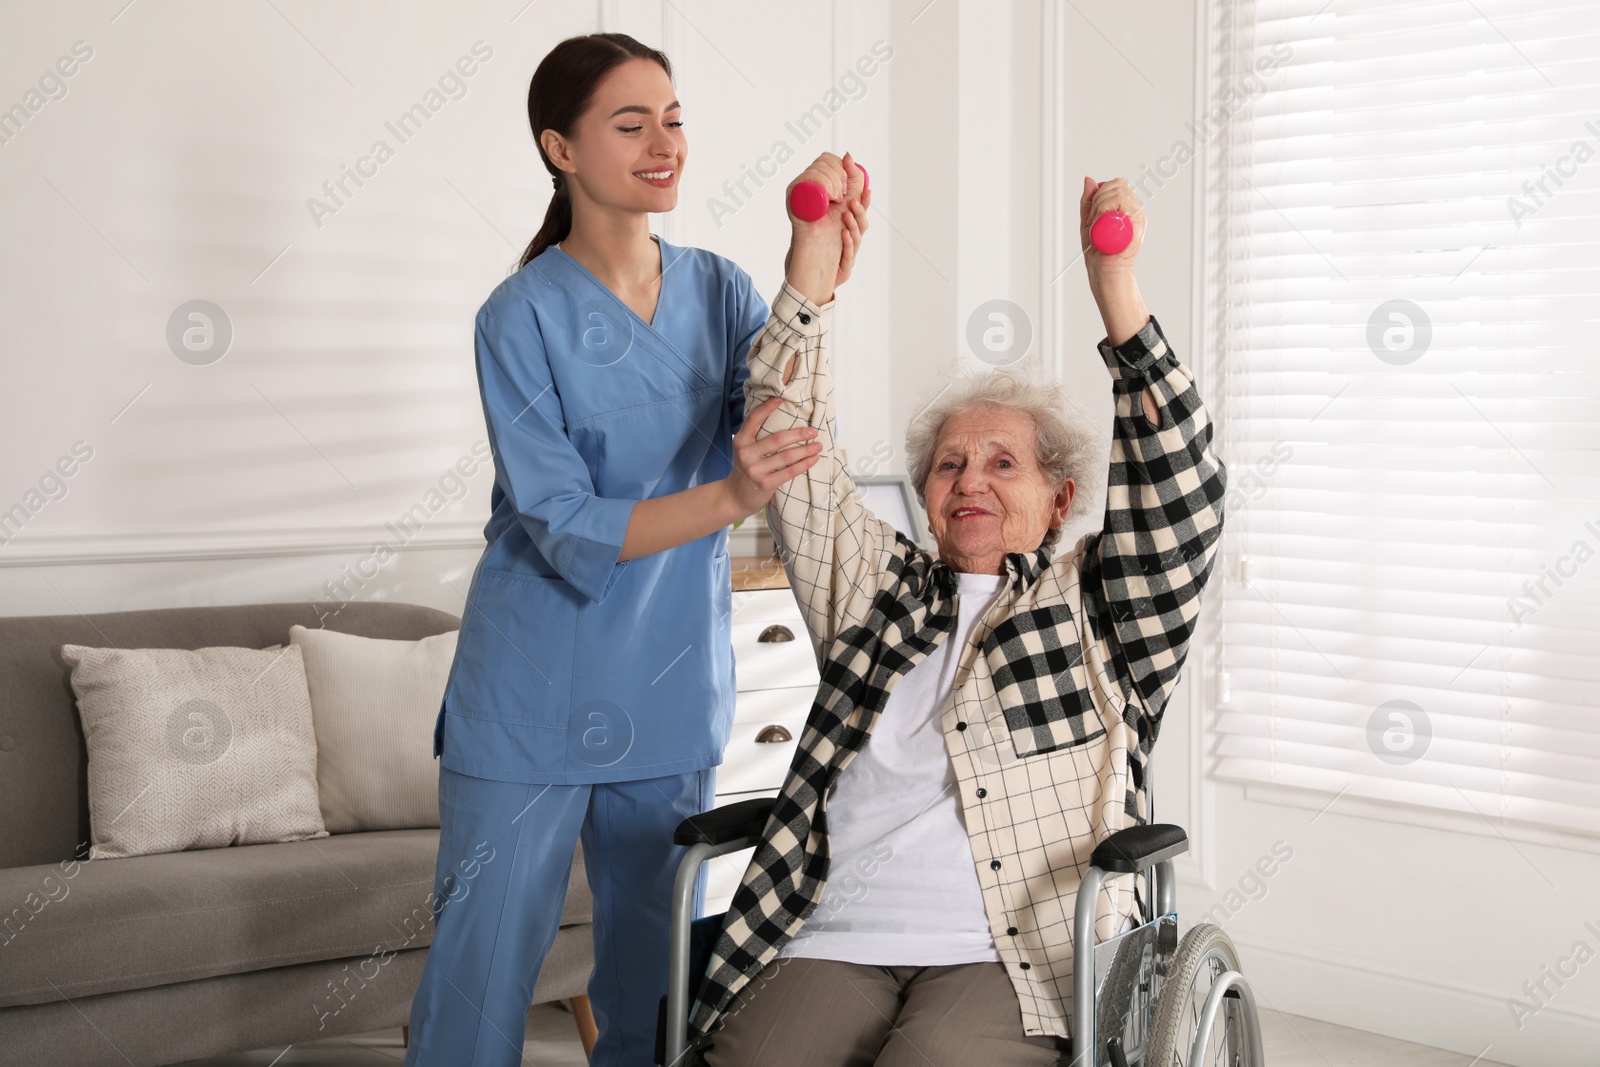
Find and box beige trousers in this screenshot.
[700,957,1068,1067]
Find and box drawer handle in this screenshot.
[754,724,793,744]
[758,624,795,643]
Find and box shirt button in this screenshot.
[798,312,811,324]
[975,787,987,798]
[1019,962,1032,971]
[990,860,1002,870]
[955,721,968,731]
[1007,927,1019,936]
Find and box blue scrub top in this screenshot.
[434,236,770,784]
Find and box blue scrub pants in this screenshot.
[404,765,715,1067]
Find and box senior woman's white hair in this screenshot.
[905,370,1101,551]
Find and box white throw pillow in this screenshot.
[288,625,456,832]
[61,644,328,859]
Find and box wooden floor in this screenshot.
[177,1001,1514,1066]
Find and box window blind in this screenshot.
[1206,0,1600,838]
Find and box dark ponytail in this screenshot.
[520,33,673,269]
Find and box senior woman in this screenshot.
[689,164,1225,1067]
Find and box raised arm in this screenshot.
[1075,178,1226,731]
[744,153,892,651]
[745,284,899,652]
[1085,313,1225,725]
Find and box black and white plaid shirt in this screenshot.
[689,282,1226,1044]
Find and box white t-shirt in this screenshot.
[780,571,1007,966]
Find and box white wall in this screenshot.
[0,0,907,614]
[4,2,1595,1063]
[2,0,560,615]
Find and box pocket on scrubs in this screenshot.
[451,567,578,727]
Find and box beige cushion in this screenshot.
[288,624,456,832]
[60,644,328,859]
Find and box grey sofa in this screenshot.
[0,601,594,1066]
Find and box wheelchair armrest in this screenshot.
[1089,824,1189,874]
[673,796,775,847]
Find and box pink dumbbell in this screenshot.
[1090,180,1133,255]
[788,163,869,221]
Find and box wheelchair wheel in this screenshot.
[1096,923,1158,1063]
[1145,923,1253,1066]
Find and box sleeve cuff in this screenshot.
[769,282,832,342]
[557,496,637,604]
[1097,314,1172,379]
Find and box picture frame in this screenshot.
[851,473,930,548]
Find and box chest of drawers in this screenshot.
[701,559,819,914]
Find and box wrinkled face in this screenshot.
[544,58,685,213]
[923,404,1074,574]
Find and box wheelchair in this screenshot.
[654,793,1265,1067]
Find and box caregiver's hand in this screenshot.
[784,152,869,306]
[722,396,823,515]
[1079,176,1152,353]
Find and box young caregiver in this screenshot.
[402,33,867,1067]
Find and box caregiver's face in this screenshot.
[571,58,685,212]
[923,404,1073,575]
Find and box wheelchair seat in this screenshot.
[656,798,1265,1067]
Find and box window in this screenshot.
[1204,0,1600,840]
